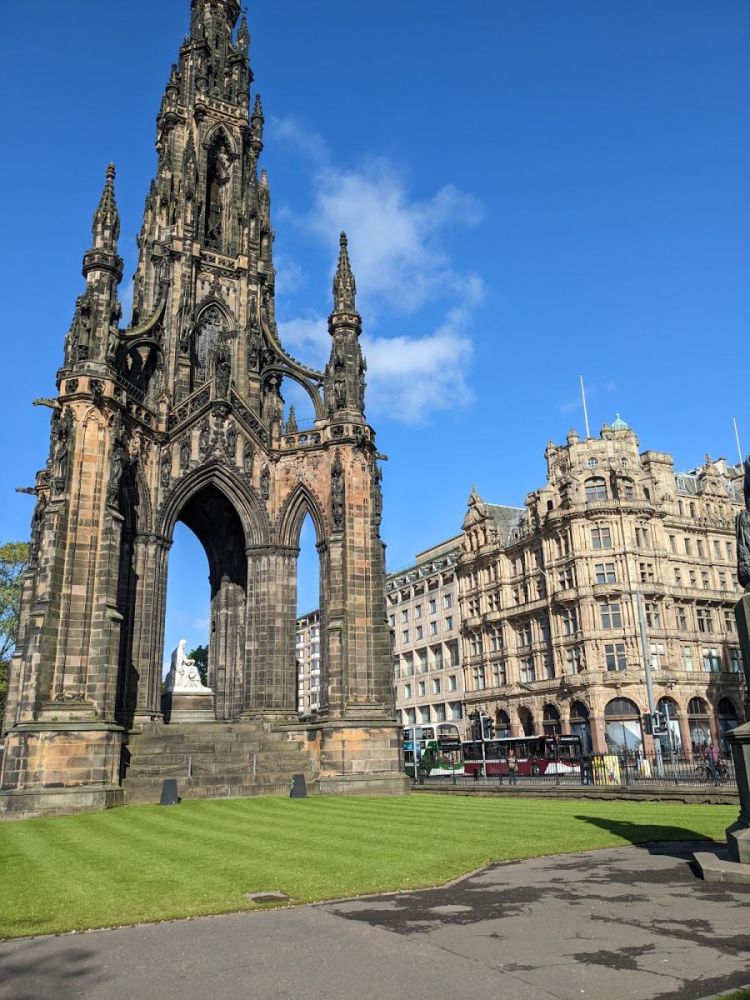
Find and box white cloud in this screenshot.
[271,117,484,423]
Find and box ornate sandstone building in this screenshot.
[1,0,405,813]
[458,419,746,757]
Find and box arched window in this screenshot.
[656,696,681,752]
[570,700,592,753]
[717,697,740,755]
[604,697,642,754]
[542,703,561,736]
[495,709,511,738]
[687,697,711,753]
[585,477,607,501]
[518,706,535,737]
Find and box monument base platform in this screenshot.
[694,847,750,885]
[0,784,124,819]
[161,691,215,724]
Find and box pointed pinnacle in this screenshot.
[253,93,263,117]
[93,162,120,250]
[260,167,269,189]
[332,231,357,313]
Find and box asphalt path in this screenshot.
[2,842,749,1000]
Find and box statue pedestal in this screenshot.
[161,691,215,724]
[726,721,750,863]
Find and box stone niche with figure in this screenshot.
[0,0,406,815]
[162,640,214,723]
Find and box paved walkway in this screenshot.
[1,842,749,1000]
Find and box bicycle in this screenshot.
[695,761,730,784]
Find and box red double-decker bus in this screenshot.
[462,735,583,778]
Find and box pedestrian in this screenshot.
[705,743,720,786]
[507,747,518,786]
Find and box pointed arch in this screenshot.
[202,122,237,157]
[159,461,270,546]
[276,481,327,548]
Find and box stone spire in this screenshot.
[250,93,264,155]
[91,163,121,253]
[325,233,366,419]
[332,232,357,314]
[190,0,240,38]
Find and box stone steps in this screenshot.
[122,720,317,805]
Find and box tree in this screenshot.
[0,542,30,719]
[188,645,208,686]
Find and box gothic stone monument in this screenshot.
[1,0,406,814]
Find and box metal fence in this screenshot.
[417,753,736,790]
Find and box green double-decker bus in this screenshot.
[403,723,464,778]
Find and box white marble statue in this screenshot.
[165,639,213,694]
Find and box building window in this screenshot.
[669,535,677,553]
[418,680,426,696]
[587,457,599,469]
[487,591,499,612]
[605,642,627,672]
[450,702,463,721]
[688,570,697,587]
[726,541,733,561]
[489,626,503,652]
[401,609,408,623]
[419,706,431,723]
[417,650,428,673]
[404,683,412,699]
[622,479,635,500]
[415,604,422,620]
[594,562,617,584]
[701,571,710,590]
[585,477,608,500]
[649,642,665,670]
[592,526,612,549]
[520,656,536,683]
[697,540,705,558]
[405,707,416,725]
[702,647,721,673]
[674,568,682,587]
[519,622,533,647]
[730,648,743,673]
[682,647,694,672]
[639,562,655,584]
[543,653,554,679]
[719,571,728,591]
[448,674,458,691]
[432,678,441,694]
[468,597,480,616]
[445,615,453,631]
[565,646,583,674]
[540,617,551,642]
[600,602,622,629]
[675,605,688,630]
[645,603,661,629]
[491,661,506,687]
[388,614,395,627]
[561,608,578,636]
[430,620,438,636]
[684,538,692,556]
[472,665,486,690]
[444,593,452,609]
[696,608,714,634]
[428,599,437,615]
[432,645,443,671]
[415,625,423,641]
[635,526,650,548]
[470,634,482,656]
[402,629,409,644]
[714,540,722,559]
[724,609,736,632]
[434,703,446,722]
[558,566,575,590]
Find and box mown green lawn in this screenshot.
[0,795,735,939]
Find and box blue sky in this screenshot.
[1,1,749,660]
